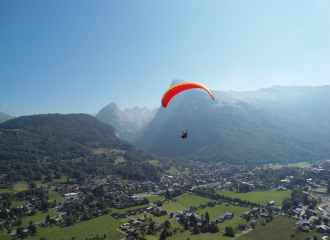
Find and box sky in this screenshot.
[1,0,330,117]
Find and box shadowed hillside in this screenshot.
[134,83,330,165]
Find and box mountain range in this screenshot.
[131,81,330,165]
[0,112,15,124]
[95,103,157,143]
[3,81,329,166]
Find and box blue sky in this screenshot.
[1,0,330,117]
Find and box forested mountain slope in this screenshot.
[0,114,162,182]
[134,84,330,165]
[0,114,131,161]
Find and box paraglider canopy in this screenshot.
[161,82,215,108]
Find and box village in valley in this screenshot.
[1,158,330,240]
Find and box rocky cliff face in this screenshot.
[96,102,158,143]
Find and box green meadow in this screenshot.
[29,213,124,240]
[148,160,160,165]
[13,181,29,191]
[147,195,165,203]
[48,190,67,203]
[175,193,212,207]
[11,199,28,208]
[238,215,324,240]
[21,209,58,227]
[110,204,150,214]
[269,162,312,169]
[0,188,14,194]
[160,202,186,213]
[167,230,232,240]
[216,189,292,206]
[0,235,16,240]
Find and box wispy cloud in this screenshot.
[3,104,7,108]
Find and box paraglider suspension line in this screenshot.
[173,111,184,131]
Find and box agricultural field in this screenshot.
[11,199,28,207]
[146,195,165,203]
[110,204,151,214]
[167,230,232,240]
[48,190,67,203]
[238,215,324,240]
[0,188,14,194]
[29,213,124,240]
[216,189,292,206]
[269,162,312,169]
[21,209,58,227]
[175,193,212,207]
[160,202,186,213]
[0,234,16,240]
[13,181,29,191]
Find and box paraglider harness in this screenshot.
[181,130,188,139]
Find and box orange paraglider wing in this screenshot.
[161,82,215,108]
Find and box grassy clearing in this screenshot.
[93,148,126,155]
[115,156,126,164]
[0,235,16,240]
[216,190,292,206]
[160,202,186,213]
[48,191,67,203]
[36,182,48,188]
[11,199,28,207]
[13,181,29,191]
[167,229,232,240]
[110,204,150,214]
[148,160,160,165]
[92,148,108,154]
[0,188,14,194]
[176,193,211,207]
[269,162,312,169]
[52,174,69,183]
[29,213,124,240]
[165,166,179,175]
[21,209,58,227]
[146,196,165,203]
[236,236,256,240]
[242,215,324,240]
